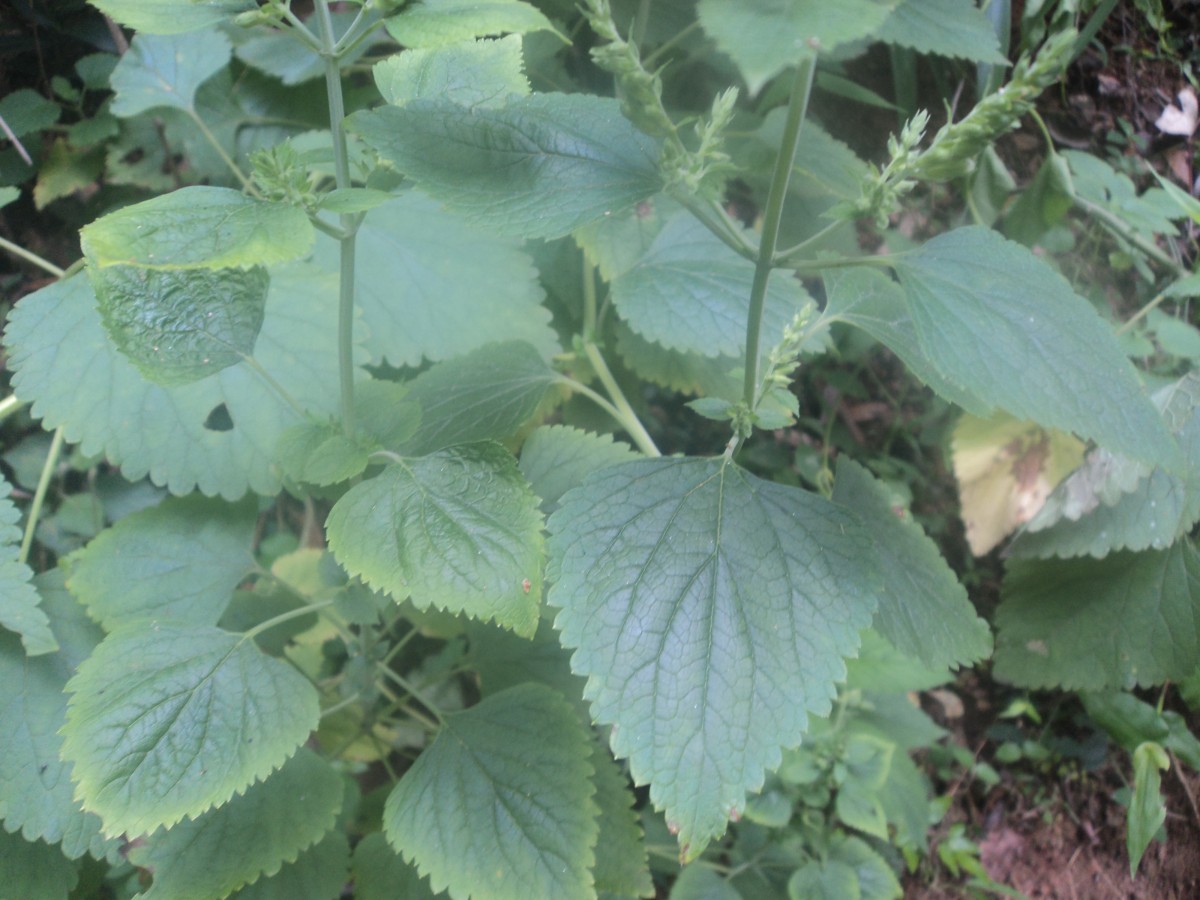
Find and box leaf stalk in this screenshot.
[18,427,65,566]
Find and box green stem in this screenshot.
[773,219,848,267]
[309,214,349,241]
[239,354,309,419]
[375,663,446,725]
[188,111,260,196]
[743,54,816,411]
[1115,290,1169,336]
[677,194,758,261]
[631,0,652,45]
[642,20,699,67]
[0,235,65,277]
[279,5,324,52]
[0,393,25,424]
[242,598,335,643]
[583,255,598,336]
[1074,194,1187,277]
[319,692,362,719]
[556,376,638,436]
[18,427,65,566]
[582,342,660,456]
[315,0,359,438]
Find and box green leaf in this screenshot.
[612,212,809,357]
[787,859,860,900]
[832,459,990,670]
[0,572,115,860]
[81,187,314,270]
[276,422,372,487]
[893,227,1180,470]
[614,320,741,398]
[88,0,253,34]
[34,140,104,210]
[591,741,654,899]
[326,443,545,637]
[374,35,530,108]
[827,834,901,900]
[90,264,270,387]
[876,0,1006,63]
[0,829,77,900]
[65,494,256,629]
[384,0,561,48]
[231,830,351,900]
[353,380,423,450]
[994,542,1200,690]
[352,832,443,900]
[574,194,672,282]
[1080,691,1170,752]
[128,749,343,899]
[62,623,319,837]
[0,474,56,655]
[822,267,983,413]
[549,457,880,858]
[1128,742,1168,877]
[0,88,60,138]
[670,864,741,900]
[467,618,590,721]
[698,0,901,94]
[383,684,598,900]
[314,193,555,367]
[519,425,638,514]
[109,31,232,116]
[5,265,357,499]
[399,341,560,456]
[349,94,663,240]
[1012,373,1200,559]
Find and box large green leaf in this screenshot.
[374,34,530,108]
[994,542,1200,690]
[821,267,983,412]
[611,212,808,357]
[875,0,1006,63]
[519,425,639,514]
[0,572,114,860]
[230,831,351,900]
[313,193,555,367]
[352,832,443,900]
[82,187,313,270]
[0,474,55,655]
[128,749,343,899]
[893,227,1180,470]
[88,0,253,34]
[109,30,232,116]
[398,341,560,456]
[348,94,663,240]
[1128,742,1168,877]
[574,194,672,282]
[548,457,880,858]
[383,684,598,900]
[832,458,990,670]
[62,623,319,837]
[384,0,560,47]
[5,265,359,499]
[0,829,77,900]
[326,443,545,637]
[697,0,902,94]
[590,740,654,899]
[90,264,270,386]
[65,494,256,629]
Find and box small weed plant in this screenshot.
[2,0,1200,897]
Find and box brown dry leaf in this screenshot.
[951,413,1086,556]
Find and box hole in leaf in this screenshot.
[203,403,234,432]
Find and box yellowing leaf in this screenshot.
[952,413,1085,555]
